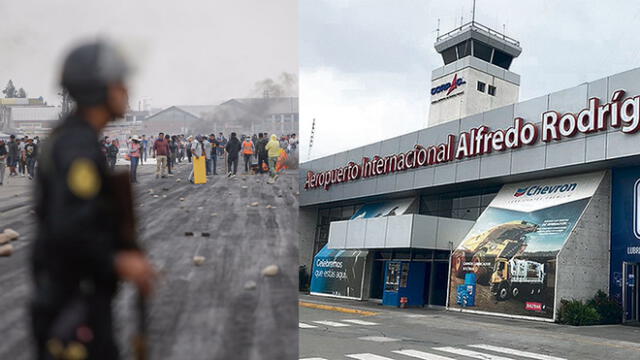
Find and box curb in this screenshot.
[299,301,379,316]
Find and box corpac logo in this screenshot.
[513,183,577,197]
[431,73,466,96]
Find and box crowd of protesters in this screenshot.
[117,132,297,185]
[0,134,40,185]
[0,131,297,186]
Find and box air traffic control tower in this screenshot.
[428,21,522,127]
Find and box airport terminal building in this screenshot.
[299,22,640,322]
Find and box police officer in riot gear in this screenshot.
[31,40,155,360]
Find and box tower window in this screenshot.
[492,49,514,70]
[477,81,486,93]
[472,40,492,62]
[441,47,457,65]
[456,40,471,59]
[488,85,497,96]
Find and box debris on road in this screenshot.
[261,264,279,277]
[193,256,205,266]
[3,229,19,241]
[0,244,13,257]
[244,280,257,290]
[0,234,10,245]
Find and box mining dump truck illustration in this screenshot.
[451,220,538,283]
[490,258,546,301]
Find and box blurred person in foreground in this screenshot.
[31,40,156,360]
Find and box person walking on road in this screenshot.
[208,134,218,175]
[0,140,7,185]
[242,136,254,173]
[140,134,148,165]
[7,135,19,177]
[217,132,227,159]
[203,135,212,176]
[256,133,268,174]
[18,138,26,176]
[129,135,141,183]
[169,135,179,174]
[266,134,281,182]
[31,40,156,360]
[106,139,119,171]
[188,135,204,183]
[164,134,174,175]
[224,132,241,177]
[153,132,169,179]
[24,137,38,180]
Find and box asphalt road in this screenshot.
[0,159,299,359]
[299,295,640,360]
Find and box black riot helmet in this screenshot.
[60,40,130,106]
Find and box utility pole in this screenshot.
[308,118,316,160]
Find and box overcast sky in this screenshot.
[0,0,296,110]
[300,0,640,161]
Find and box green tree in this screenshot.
[2,80,17,98]
[17,88,27,98]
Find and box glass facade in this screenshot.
[419,186,500,221]
[312,204,360,257]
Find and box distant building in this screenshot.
[209,97,298,136]
[0,97,47,131]
[140,97,298,137]
[103,110,151,141]
[10,106,60,137]
[141,106,215,136]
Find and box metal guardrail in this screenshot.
[436,21,520,48]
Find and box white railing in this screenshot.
[437,21,520,48]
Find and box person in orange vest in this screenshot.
[242,136,255,173]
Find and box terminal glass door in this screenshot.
[623,263,639,322]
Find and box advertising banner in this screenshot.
[350,198,415,219]
[448,171,604,319]
[610,167,640,306]
[310,245,368,299]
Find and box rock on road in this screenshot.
[0,160,299,360]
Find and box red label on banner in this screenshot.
[525,302,543,311]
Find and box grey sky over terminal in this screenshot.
[0,0,296,110]
[300,0,640,161]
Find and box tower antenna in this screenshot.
[308,118,316,160]
[472,0,476,24]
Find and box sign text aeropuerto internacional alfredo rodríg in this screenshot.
[305,90,640,190]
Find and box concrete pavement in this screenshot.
[0,159,299,359]
[299,294,640,360]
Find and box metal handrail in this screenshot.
[436,21,520,48]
